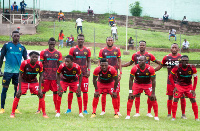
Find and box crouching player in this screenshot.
[126,56,159,120]
[170,55,199,121]
[91,58,119,118]
[56,55,83,117]
[10,51,48,118]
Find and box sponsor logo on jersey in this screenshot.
[10,47,12,49]
[46,54,48,56]
[76,52,78,54]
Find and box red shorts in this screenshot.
[60,81,79,93]
[96,81,114,95]
[42,80,58,92]
[132,83,152,96]
[17,82,39,95]
[166,84,175,96]
[110,81,120,93]
[174,84,195,99]
[81,76,89,92]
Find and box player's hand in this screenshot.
[150,94,157,101]
[38,90,43,99]
[173,87,178,94]
[16,90,22,98]
[128,93,134,100]
[0,69,4,77]
[94,91,100,98]
[58,88,63,97]
[86,70,90,78]
[191,90,196,97]
[118,74,121,81]
[111,92,117,98]
[76,87,81,97]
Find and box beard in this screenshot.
[107,44,113,47]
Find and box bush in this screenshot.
[129,1,142,16]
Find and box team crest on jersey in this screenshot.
[55,54,58,57]
[108,74,111,77]
[84,52,87,55]
[36,68,39,71]
[175,93,178,96]
[41,86,44,89]
[146,57,149,60]
[3,80,6,83]
[73,71,76,74]
[146,73,149,75]
[188,71,192,74]
[114,51,117,55]
[19,47,22,51]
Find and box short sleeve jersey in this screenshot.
[19,59,43,83]
[131,51,156,65]
[93,65,117,83]
[69,45,91,76]
[99,46,121,71]
[1,42,27,73]
[171,64,197,87]
[161,53,181,84]
[57,63,81,83]
[40,49,62,80]
[130,64,155,84]
[59,33,64,40]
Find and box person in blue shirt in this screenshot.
[0,31,27,114]
[20,0,27,14]
[108,15,115,26]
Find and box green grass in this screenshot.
[1,21,200,49]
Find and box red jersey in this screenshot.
[40,49,62,80]
[57,63,81,83]
[161,53,181,84]
[171,64,197,86]
[69,45,91,76]
[131,51,156,65]
[19,59,43,83]
[93,65,117,83]
[130,64,155,84]
[99,46,121,71]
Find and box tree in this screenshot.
[129,1,142,17]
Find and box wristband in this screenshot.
[88,69,90,71]
[120,72,122,74]
[129,90,132,93]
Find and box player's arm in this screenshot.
[86,56,91,77]
[77,73,82,97]
[16,71,23,98]
[150,76,156,100]
[122,60,134,67]
[56,72,63,97]
[93,75,98,90]
[154,56,166,72]
[129,74,134,99]
[0,44,7,75]
[169,68,177,88]
[22,47,28,60]
[118,57,122,80]
[38,72,43,98]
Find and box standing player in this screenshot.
[125,56,159,120]
[0,31,27,114]
[98,37,122,116]
[10,51,48,118]
[68,34,91,114]
[169,55,198,121]
[155,43,186,118]
[36,37,62,114]
[91,58,119,118]
[122,41,160,117]
[56,55,83,117]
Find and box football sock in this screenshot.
[14,86,17,98]
[117,92,120,112]
[83,92,88,111]
[53,93,58,110]
[152,100,158,117]
[135,97,140,113]
[172,101,178,118]
[101,93,106,112]
[180,98,186,115]
[56,96,62,113]
[77,96,82,113]
[92,97,99,114]
[1,87,8,109]
[147,97,152,113]
[12,97,20,113]
[127,99,133,116]
[68,92,73,110]
[112,97,118,114]
[39,94,46,114]
[167,99,173,115]
[192,102,198,119]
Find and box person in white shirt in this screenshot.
[163,11,169,22]
[111,24,118,41]
[75,17,84,34]
[182,39,189,49]
[169,28,176,41]
[181,16,188,26]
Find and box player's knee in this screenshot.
[83,92,87,93]
[69,91,73,93]
[135,93,141,97]
[53,91,57,94]
[174,98,179,102]
[190,98,196,103]
[168,95,173,100]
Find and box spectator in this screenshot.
[75,17,84,34]
[169,28,176,41]
[58,30,64,48]
[108,14,115,26]
[11,1,18,11]
[66,34,74,47]
[163,11,169,22]
[20,0,27,14]
[181,16,188,27]
[16,27,22,35]
[111,24,118,42]
[58,10,65,22]
[182,39,189,49]
[128,37,134,50]
[87,6,94,16]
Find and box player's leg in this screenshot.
[111,92,119,118]
[171,97,179,120]
[91,92,100,118]
[100,92,107,115]
[12,73,21,113]
[134,93,141,117]
[57,81,67,116]
[76,89,83,117]
[190,98,199,120]
[51,80,59,112]
[146,97,153,117]
[166,84,174,117]
[116,81,121,116]
[180,96,187,119]
[126,98,134,119]
[66,91,73,113]
[81,77,89,114]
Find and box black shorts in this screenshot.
[2,72,19,86]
